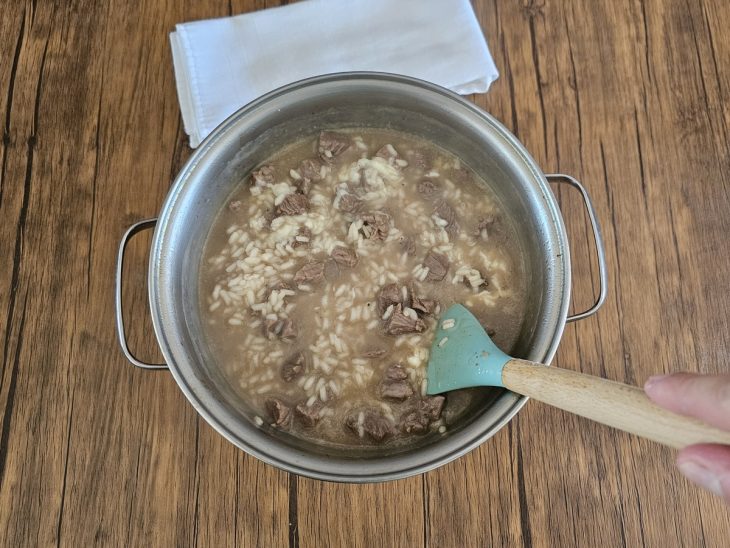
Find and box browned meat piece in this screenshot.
[434,200,456,226]
[375,144,398,160]
[265,318,298,340]
[399,235,416,255]
[291,226,311,249]
[323,258,341,282]
[330,245,359,268]
[400,395,446,434]
[345,409,393,442]
[295,401,324,427]
[265,398,291,426]
[336,192,363,214]
[381,364,413,401]
[407,149,431,170]
[381,381,413,401]
[473,215,498,239]
[384,304,426,336]
[362,348,388,359]
[318,131,350,160]
[276,193,309,216]
[452,166,472,183]
[411,295,438,316]
[423,251,449,282]
[229,200,242,212]
[359,211,391,240]
[422,395,446,420]
[280,319,297,340]
[417,180,439,199]
[293,261,325,285]
[294,178,312,195]
[384,364,408,381]
[401,410,429,434]
[444,221,460,240]
[298,158,324,181]
[281,352,305,382]
[377,283,402,315]
[251,165,275,187]
[375,144,405,168]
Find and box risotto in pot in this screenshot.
[199,129,527,448]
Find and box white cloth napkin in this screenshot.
[170,0,499,147]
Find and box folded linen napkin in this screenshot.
[170,0,499,147]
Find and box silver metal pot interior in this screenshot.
[150,73,569,481]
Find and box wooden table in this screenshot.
[1,1,729,546]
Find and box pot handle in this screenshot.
[115,218,168,370]
[546,174,608,322]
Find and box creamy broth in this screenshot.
[199,129,526,448]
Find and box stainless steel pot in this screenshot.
[115,73,606,482]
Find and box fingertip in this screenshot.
[644,374,668,394]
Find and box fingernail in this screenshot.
[644,374,668,391]
[678,460,724,498]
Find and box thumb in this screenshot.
[644,373,730,432]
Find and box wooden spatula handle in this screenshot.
[503,359,730,448]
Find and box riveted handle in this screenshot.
[115,219,167,370]
[546,174,608,322]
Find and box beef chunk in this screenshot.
[345,409,393,442]
[418,180,439,199]
[293,261,325,285]
[281,352,305,382]
[298,158,324,182]
[399,235,416,256]
[292,226,311,249]
[295,401,324,427]
[400,395,446,434]
[330,245,359,268]
[375,144,405,168]
[359,211,391,240]
[377,283,402,315]
[265,318,298,341]
[318,131,350,160]
[251,165,275,187]
[228,200,242,212]
[381,364,413,401]
[407,150,431,170]
[362,348,388,359]
[421,395,446,420]
[444,221,460,240]
[281,320,298,340]
[423,251,450,282]
[322,258,340,282]
[474,215,498,239]
[384,364,408,381]
[411,295,438,316]
[265,398,291,426]
[401,410,429,434]
[452,166,472,183]
[336,192,363,214]
[276,193,309,216]
[385,304,426,335]
[381,381,413,401]
[434,200,456,226]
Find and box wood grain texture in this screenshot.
[0,0,728,547]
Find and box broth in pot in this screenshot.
[199,129,527,449]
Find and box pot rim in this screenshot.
[149,72,571,482]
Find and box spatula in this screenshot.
[427,304,730,448]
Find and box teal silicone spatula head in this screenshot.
[426,304,512,395]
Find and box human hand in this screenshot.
[644,373,730,503]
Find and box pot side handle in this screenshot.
[115,218,168,370]
[546,174,608,322]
